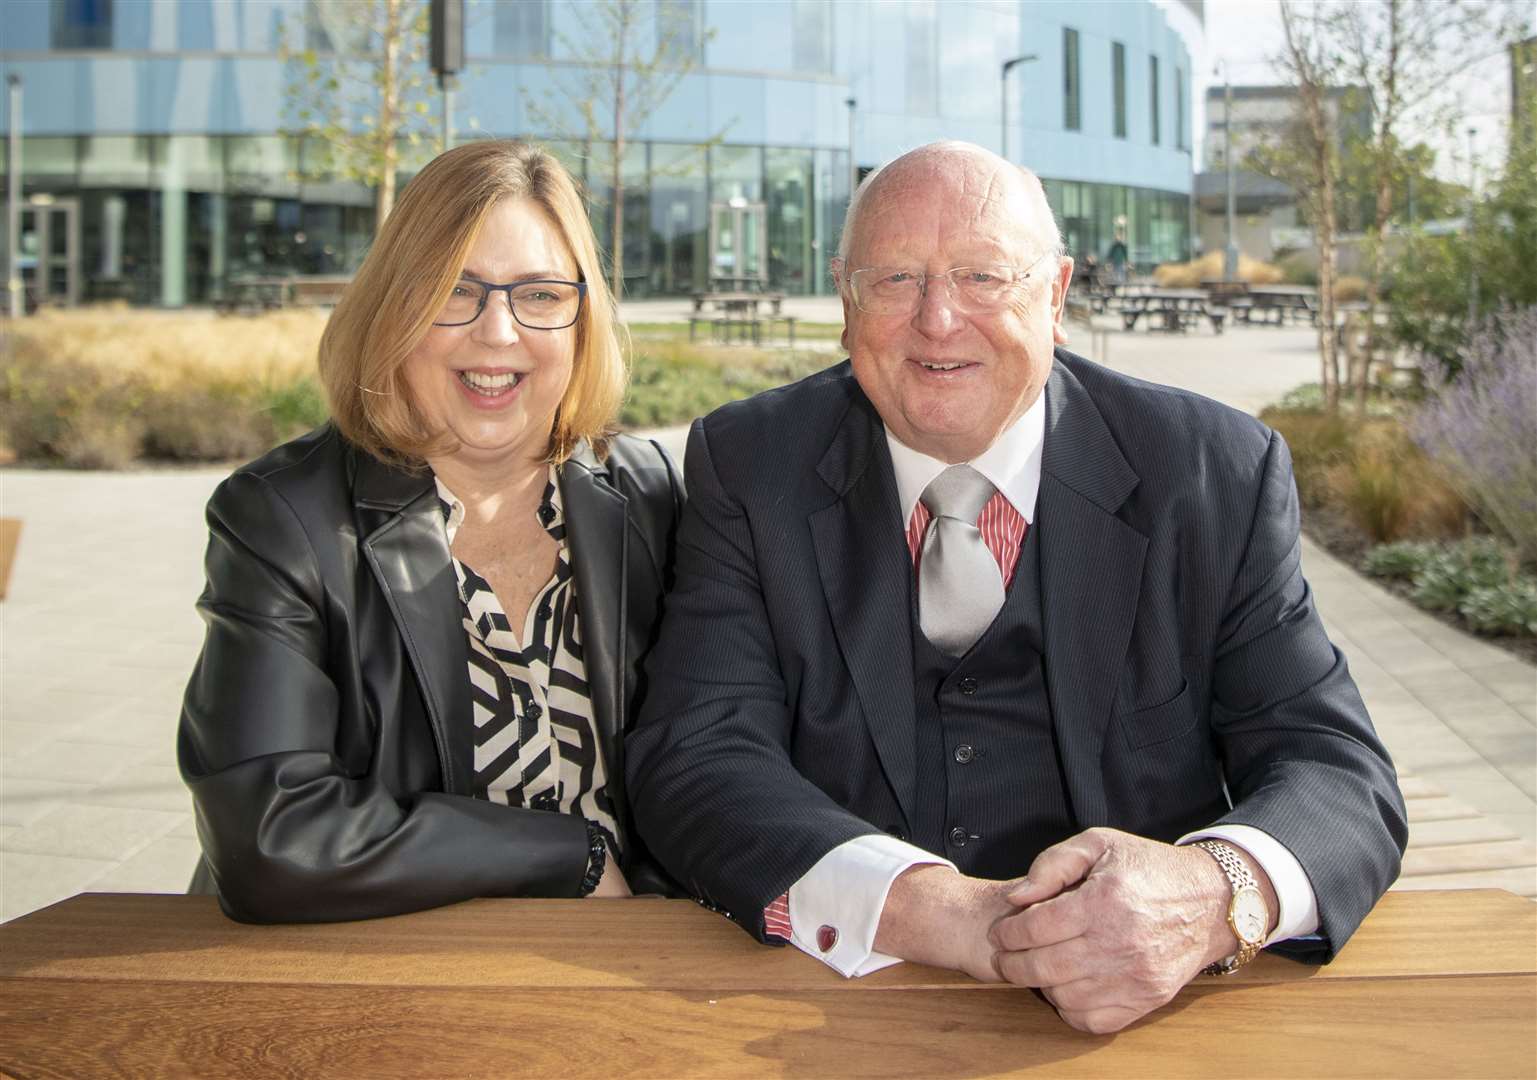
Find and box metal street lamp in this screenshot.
[1000,54,1038,161]
[7,74,21,319]
[846,97,858,195]
[1217,61,1238,282]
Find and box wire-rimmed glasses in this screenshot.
[432,277,587,329]
[843,252,1058,316]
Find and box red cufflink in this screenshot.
[817,925,838,952]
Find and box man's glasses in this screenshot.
[843,252,1058,317]
[433,277,587,329]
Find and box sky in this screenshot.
[1195,0,1537,185]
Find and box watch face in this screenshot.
[1232,887,1267,945]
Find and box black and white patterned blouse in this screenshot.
[436,471,621,855]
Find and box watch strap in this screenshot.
[1195,839,1265,975]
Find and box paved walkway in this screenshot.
[1,321,1532,921]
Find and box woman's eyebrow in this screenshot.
[458,269,572,283]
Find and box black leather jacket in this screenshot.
[179,424,684,922]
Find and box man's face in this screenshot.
[839,153,1073,463]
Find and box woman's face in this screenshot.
[403,197,580,470]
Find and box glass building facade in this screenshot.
[1,0,1197,307]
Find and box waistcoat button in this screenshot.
[948,826,969,847]
[957,677,979,695]
[954,744,975,764]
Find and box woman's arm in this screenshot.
[179,469,594,923]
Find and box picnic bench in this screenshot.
[1242,284,1318,325]
[690,308,799,347]
[216,274,353,314]
[690,290,787,316]
[1117,287,1226,333]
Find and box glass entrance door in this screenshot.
[18,199,81,309]
[708,200,767,290]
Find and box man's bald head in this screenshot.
[836,141,1063,267]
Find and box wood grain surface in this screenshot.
[1,891,1533,1079]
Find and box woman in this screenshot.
[179,141,682,922]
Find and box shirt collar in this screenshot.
[884,390,1045,527]
[434,466,563,547]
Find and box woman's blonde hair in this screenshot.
[319,140,624,465]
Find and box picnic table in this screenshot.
[1117,287,1226,333]
[216,275,290,314]
[690,290,787,316]
[216,274,353,314]
[1,890,1531,1077]
[689,291,795,347]
[1243,284,1318,325]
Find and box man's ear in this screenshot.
[831,258,853,352]
[1051,256,1075,346]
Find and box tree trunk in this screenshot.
[1316,173,1340,413]
[609,5,630,300]
[1357,0,1401,416]
[375,0,401,230]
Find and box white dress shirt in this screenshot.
[781,396,1320,976]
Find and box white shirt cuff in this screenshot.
[1178,823,1320,943]
[786,834,956,977]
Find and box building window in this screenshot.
[1063,27,1081,131]
[1176,66,1187,149]
[656,0,702,63]
[906,1,939,116]
[494,0,549,58]
[791,0,832,74]
[1112,41,1127,138]
[1149,55,1161,145]
[51,0,113,48]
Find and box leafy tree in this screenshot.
[281,0,437,232]
[1390,102,1537,379]
[524,0,716,298]
[1331,0,1523,414]
[1269,0,1347,412]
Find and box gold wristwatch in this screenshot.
[1195,839,1268,975]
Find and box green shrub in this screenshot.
[264,376,331,442]
[621,344,830,428]
[1363,541,1435,580]
[1460,579,1537,636]
[1409,538,1513,613]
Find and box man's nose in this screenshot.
[474,290,522,344]
[911,274,962,336]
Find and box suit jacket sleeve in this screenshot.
[625,420,878,937]
[1207,430,1407,957]
[178,470,590,924]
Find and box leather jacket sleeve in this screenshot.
[178,469,592,924]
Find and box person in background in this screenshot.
[626,140,1405,1034]
[180,140,682,922]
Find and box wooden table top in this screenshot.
[1,889,1532,1078]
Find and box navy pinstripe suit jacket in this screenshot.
[626,350,1407,957]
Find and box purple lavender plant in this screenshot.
[1411,307,1537,566]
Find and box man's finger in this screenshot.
[1057,1004,1142,1036]
[992,938,1096,988]
[1006,829,1112,905]
[990,889,1091,952]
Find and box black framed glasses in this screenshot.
[433,277,587,329]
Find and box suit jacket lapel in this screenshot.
[560,446,628,814]
[354,452,473,796]
[1038,359,1147,828]
[809,392,920,833]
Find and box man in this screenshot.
[627,141,1406,1034]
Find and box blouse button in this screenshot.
[525,703,543,720]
